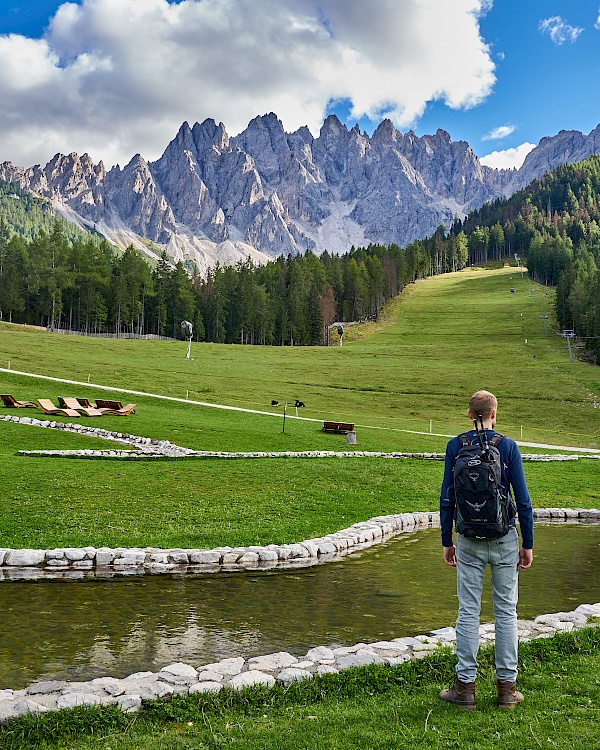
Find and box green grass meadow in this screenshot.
[2,267,600,447]
[1,266,599,549]
[0,426,598,549]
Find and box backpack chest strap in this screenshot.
[458,431,504,449]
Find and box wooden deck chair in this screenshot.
[1,394,38,408]
[38,399,81,418]
[57,397,104,417]
[96,403,137,416]
[94,399,123,410]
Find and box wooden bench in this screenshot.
[322,421,355,434]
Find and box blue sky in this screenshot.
[0,1,599,169]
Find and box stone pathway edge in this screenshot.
[6,413,600,460]
[1,603,598,724]
[2,509,599,577]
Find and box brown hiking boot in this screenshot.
[497,680,524,709]
[439,678,476,709]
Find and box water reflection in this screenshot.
[1,523,599,689]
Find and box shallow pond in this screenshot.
[1,523,599,689]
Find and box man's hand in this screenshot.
[518,547,533,570]
[443,545,456,567]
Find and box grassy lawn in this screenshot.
[1,266,599,550]
[1,448,599,549]
[1,268,600,448]
[2,627,599,750]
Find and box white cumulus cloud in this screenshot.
[539,16,584,45]
[0,0,496,167]
[482,124,516,140]
[595,7,600,30]
[479,142,535,170]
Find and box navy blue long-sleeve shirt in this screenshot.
[440,429,534,549]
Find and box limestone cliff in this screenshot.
[2,115,599,272]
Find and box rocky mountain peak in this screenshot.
[372,118,398,143]
[231,113,289,184]
[510,125,600,193]
[125,153,149,170]
[433,128,452,142]
[191,119,230,155]
[290,125,314,145]
[319,114,348,142]
[3,115,600,273]
[172,121,196,153]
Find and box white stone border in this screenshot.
[0,511,439,576]
[4,413,600,461]
[1,603,598,724]
[1,510,599,578]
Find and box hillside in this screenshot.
[441,154,600,362]
[3,152,600,361]
[0,179,101,245]
[2,267,599,450]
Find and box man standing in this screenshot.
[439,390,534,710]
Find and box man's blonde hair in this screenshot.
[469,390,497,420]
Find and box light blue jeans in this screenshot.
[455,527,520,682]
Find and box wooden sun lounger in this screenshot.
[38,399,81,418]
[95,403,137,416]
[58,397,104,417]
[94,399,123,410]
[1,394,38,408]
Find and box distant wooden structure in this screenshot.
[322,421,355,434]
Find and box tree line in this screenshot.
[0,179,473,344]
[0,221,411,343]
[3,152,600,359]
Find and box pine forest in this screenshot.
[1,154,600,362]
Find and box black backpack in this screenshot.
[453,420,516,540]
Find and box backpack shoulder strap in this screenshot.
[489,433,504,447]
[458,433,470,448]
